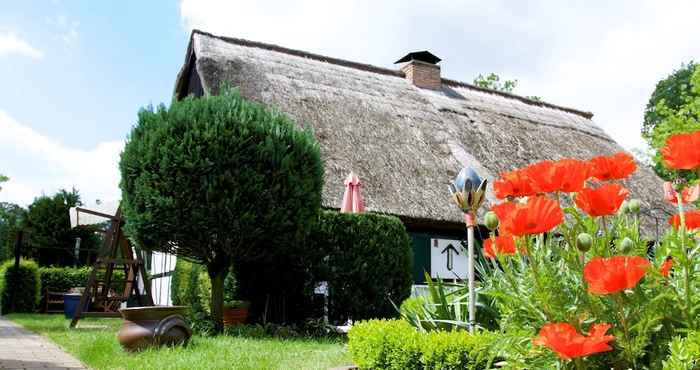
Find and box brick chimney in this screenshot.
[395,51,442,90]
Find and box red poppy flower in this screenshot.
[574,183,630,217]
[661,130,700,170]
[522,160,558,193]
[493,169,537,199]
[491,202,517,234]
[499,196,564,236]
[522,159,591,194]
[663,182,700,205]
[554,159,591,193]
[660,257,673,278]
[589,152,636,181]
[668,210,700,230]
[583,256,650,294]
[483,235,517,258]
[533,322,615,359]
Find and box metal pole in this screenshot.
[74,237,81,268]
[466,224,475,333]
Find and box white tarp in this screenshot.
[69,200,120,228]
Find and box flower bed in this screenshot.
[350,130,700,369]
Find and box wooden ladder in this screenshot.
[70,207,153,328]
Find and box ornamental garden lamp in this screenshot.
[448,167,487,332]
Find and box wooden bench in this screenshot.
[43,289,65,314]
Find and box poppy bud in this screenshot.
[628,199,641,214]
[618,201,630,215]
[619,237,634,253]
[484,211,499,231]
[577,233,592,252]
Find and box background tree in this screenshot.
[643,61,697,144]
[473,73,518,93]
[24,188,99,266]
[0,202,26,261]
[643,63,700,181]
[473,72,541,101]
[0,174,8,191]
[120,89,324,332]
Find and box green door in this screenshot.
[410,234,430,283]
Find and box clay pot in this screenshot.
[117,306,192,351]
[223,307,249,327]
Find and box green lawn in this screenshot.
[6,314,351,370]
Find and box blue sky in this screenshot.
[0,1,184,147]
[1,0,699,206]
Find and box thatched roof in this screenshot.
[174,30,672,236]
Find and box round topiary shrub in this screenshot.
[0,259,41,314]
[120,88,324,331]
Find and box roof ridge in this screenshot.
[190,29,594,119]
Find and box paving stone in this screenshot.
[0,318,88,370]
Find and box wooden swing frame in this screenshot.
[69,206,153,328]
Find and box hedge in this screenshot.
[312,211,413,323]
[39,266,90,292]
[39,266,125,293]
[171,258,236,329]
[348,320,496,370]
[233,210,413,324]
[0,259,41,314]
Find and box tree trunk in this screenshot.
[207,255,230,334]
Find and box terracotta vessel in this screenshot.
[223,307,249,327]
[117,306,192,351]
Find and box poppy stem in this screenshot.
[600,216,609,242]
[573,358,584,370]
[614,293,635,368]
[528,234,553,321]
[676,192,694,328]
[677,192,687,238]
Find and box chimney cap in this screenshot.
[394,51,442,65]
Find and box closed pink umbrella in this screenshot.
[340,172,365,213]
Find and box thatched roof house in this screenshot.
[174,30,671,278]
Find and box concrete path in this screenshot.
[0,317,87,370]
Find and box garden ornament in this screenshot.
[448,167,487,332]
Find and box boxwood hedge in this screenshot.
[312,211,413,323]
[348,319,497,370]
[0,259,41,314]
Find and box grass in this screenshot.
[6,314,352,370]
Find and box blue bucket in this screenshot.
[63,293,86,319]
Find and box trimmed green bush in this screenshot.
[348,320,496,370]
[312,211,413,323]
[349,319,421,370]
[120,88,324,331]
[38,266,125,293]
[171,258,237,332]
[39,266,90,292]
[171,258,194,307]
[420,330,496,369]
[236,210,412,324]
[0,259,41,313]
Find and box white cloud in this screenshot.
[0,110,122,207]
[179,0,700,152]
[0,32,43,59]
